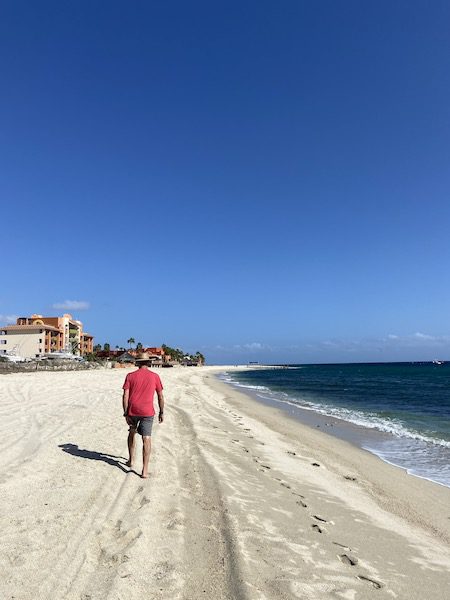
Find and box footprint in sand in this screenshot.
[296,500,308,508]
[311,462,321,467]
[344,475,357,481]
[166,517,182,531]
[333,542,351,551]
[139,496,151,509]
[312,515,334,526]
[273,478,291,488]
[154,560,174,581]
[311,524,325,533]
[338,553,358,566]
[357,575,384,589]
[287,450,296,456]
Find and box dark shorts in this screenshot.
[128,416,154,437]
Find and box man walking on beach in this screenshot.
[122,352,165,478]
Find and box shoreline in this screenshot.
[1,366,450,599]
[220,366,450,489]
[209,367,450,544]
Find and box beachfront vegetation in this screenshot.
[162,344,205,365]
[161,344,184,362]
[90,342,205,365]
[194,351,205,364]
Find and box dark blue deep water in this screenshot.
[222,363,450,487]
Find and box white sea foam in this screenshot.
[274,395,450,449]
[362,440,450,488]
[226,377,450,449]
[219,374,269,391]
[234,383,270,391]
[223,372,450,488]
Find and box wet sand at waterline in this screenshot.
[1,366,449,599]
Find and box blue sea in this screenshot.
[221,363,450,488]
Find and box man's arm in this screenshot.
[157,390,165,423]
[122,389,130,417]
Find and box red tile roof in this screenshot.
[1,324,61,332]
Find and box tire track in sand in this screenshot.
[171,402,249,600]
[37,472,144,599]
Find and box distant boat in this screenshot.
[432,360,444,365]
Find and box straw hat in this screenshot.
[135,351,152,363]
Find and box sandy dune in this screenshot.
[1,366,449,599]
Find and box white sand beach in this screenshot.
[1,366,450,600]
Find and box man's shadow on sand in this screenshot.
[59,443,130,473]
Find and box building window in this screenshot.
[0,340,6,344]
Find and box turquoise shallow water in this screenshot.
[222,363,450,488]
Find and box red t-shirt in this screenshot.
[123,368,163,417]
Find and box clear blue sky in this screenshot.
[2,1,450,363]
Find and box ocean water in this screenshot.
[221,363,450,488]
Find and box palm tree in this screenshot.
[136,342,143,351]
[194,351,205,365]
[127,337,135,350]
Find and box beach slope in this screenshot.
[1,366,449,599]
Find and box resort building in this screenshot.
[131,347,169,365]
[94,347,169,366]
[0,313,94,359]
[145,347,166,360]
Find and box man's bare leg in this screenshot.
[141,436,152,478]
[126,429,136,467]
